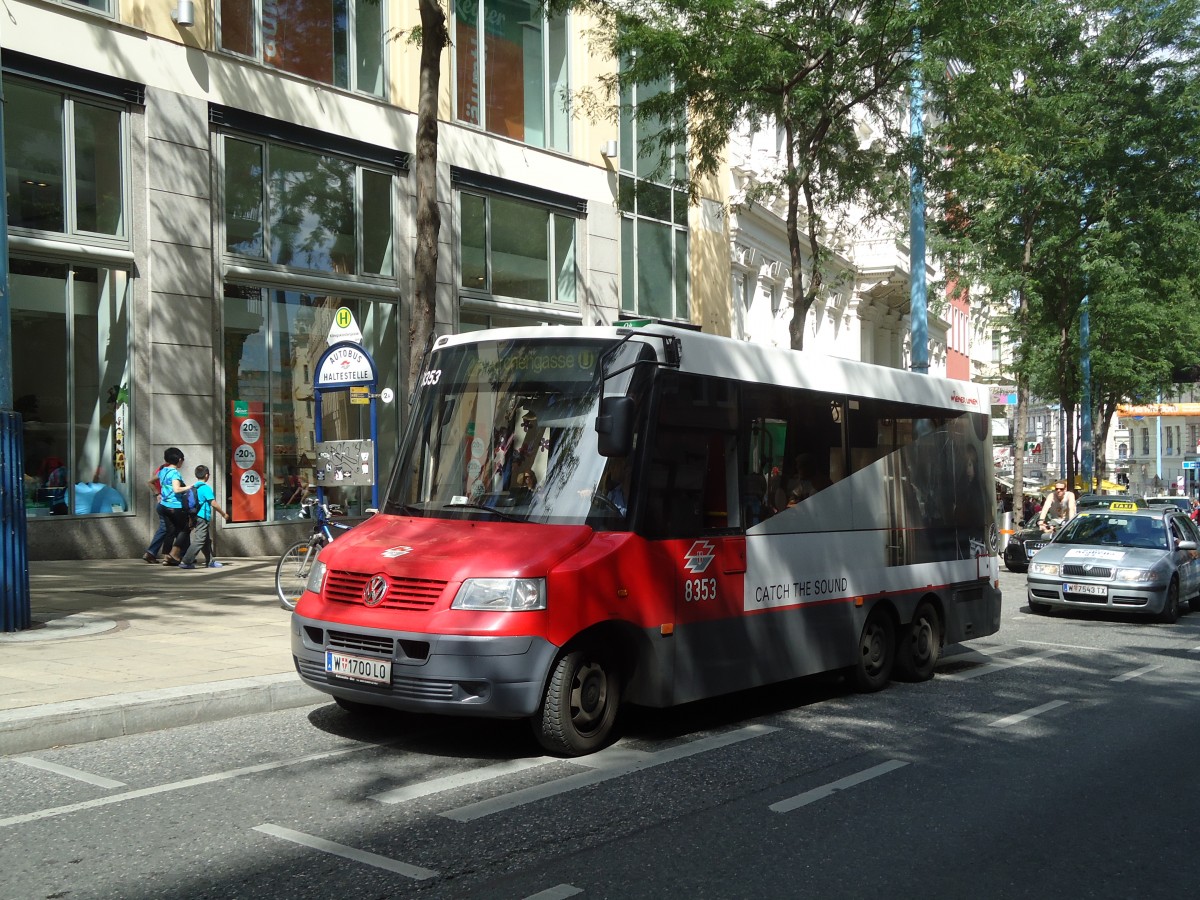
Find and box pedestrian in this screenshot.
[157,448,192,566]
[141,460,169,563]
[179,465,229,570]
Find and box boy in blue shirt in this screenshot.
[179,465,229,569]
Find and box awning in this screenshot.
[1035,478,1127,493]
[995,475,1044,496]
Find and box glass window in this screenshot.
[219,0,386,98]
[222,135,393,278]
[453,0,570,151]
[618,76,689,320]
[5,78,127,240]
[222,287,400,521]
[11,259,132,518]
[64,0,111,12]
[457,191,577,306]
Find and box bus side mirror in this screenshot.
[596,396,634,457]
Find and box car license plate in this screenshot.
[1063,583,1107,597]
[1026,541,1047,553]
[325,651,391,685]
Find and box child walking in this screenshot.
[178,465,229,570]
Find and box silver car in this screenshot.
[1026,507,1200,623]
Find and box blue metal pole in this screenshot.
[909,18,928,375]
[1080,295,1093,491]
[0,60,33,632]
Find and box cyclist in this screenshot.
[1038,481,1077,533]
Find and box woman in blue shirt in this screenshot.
[157,447,191,566]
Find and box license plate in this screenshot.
[1063,583,1107,597]
[325,651,391,685]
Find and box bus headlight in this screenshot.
[452,577,546,611]
[1029,561,1059,576]
[306,560,328,594]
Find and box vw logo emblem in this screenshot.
[363,575,388,607]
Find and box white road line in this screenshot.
[1189,644,1200,654]
[989,700,1068,729]
[1111,664,1163,683]
[769,760,909,814]
[523,885,583,900]
[1018,639,1111,653]
[371,757,559,804]
[0,745,367,829]
[253,824,437,880]
[941,647,1067,681]
[12,756,126,789]
[442,725,778,822]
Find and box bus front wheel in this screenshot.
[851,609,895,692]
[533,649,620,756]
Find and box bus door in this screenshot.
[644,422,748,702]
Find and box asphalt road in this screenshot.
[3,566,1200,900]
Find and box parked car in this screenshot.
[1003,496,1145,573]
[1026,507,1200,623]
[1144,496,1192,513]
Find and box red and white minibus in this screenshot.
[292,324,1002,755]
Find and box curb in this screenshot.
[0,674,324,756]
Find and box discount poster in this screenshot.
[230,400,265,522]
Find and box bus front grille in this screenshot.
[325,569,447,609]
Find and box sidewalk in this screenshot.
[0,557,323,756]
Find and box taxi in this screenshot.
[1026,504,1200,623]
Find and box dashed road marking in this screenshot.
[254,824,437,879]
[989,700,1068,729]
[12,756,126,789]
[523,885,583,900]
[371,757,559,804]
[941,647,1067,681]
[442,725,778,822]
[1111,664,1162,682]
[770,760,909,813]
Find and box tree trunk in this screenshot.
[408,0,448,398]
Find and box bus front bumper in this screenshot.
[291,613,558,718]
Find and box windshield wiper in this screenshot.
[443,501,521,522]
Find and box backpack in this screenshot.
[182,485,200,524]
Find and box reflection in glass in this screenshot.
[225,139,264,257]
[223,285,399,521]
[268,145,355,273]
[460,193,487,289]
[361,169,393,276]
[74,103,124,236]
[492,197,549,302]
[389,338,646,529]
[10,259,131,517]
[4,80,65,233]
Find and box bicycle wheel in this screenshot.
[276,539,320,611]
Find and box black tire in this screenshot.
[895,601,941,682]
[1028,600,1051,615]
[850,609,895,692]
[533,649,621,756]
[334,696,377,715]
[1158,578,1181,624]
[276,539,318,611]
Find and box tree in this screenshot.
[928,0,1200,493]
[408,1,450,396]
[575,0,997,350]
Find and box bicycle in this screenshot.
[275,491,354,611]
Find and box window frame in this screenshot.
[451,0,572,152]
[216,0,388,99]
[3,74,131,250]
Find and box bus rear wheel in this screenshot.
[533,649,620,756]
[895,601,940,682]
[851,609,895,692]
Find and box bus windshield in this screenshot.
[385,336,648,527]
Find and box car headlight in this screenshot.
[1115,567,1161,583]
[306,559,328,594]
[452,577,546,611]
[1029,561,1060,576]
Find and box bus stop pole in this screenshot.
[0,62,33,632]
